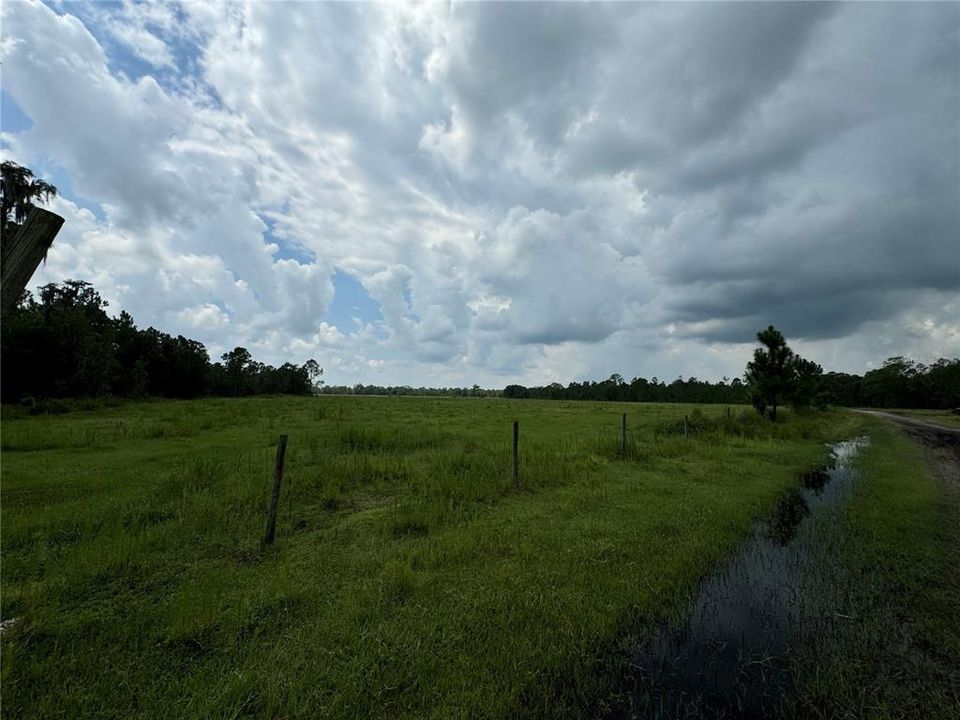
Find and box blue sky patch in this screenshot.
[1,90,33,133]
[51,1,215,101]
[58,2,158,81]
[328,270,383,334]
[260,215,316,264]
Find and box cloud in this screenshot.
[2,0,957,386]
[475,206,651,345]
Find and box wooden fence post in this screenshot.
[512,421,519,486]
[1,207,65,319]
[263,434,288,545]
[619,413,627,457]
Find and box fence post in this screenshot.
[512,421,519,486]
[263,434,288,545]
[683,415,688,439]
[619,413,627,457]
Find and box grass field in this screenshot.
[0,397,951,718]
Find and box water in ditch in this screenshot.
[612,437,869,719]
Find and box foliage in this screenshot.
[502,374,749,404]
[303,359,324,393]
[0,160,58,235]
[503,325,956,414]
[505,347,958,412]
[819,357,960,410]
[321,383,499,398]
[790,357,826,410]
[1,280,319,402]
[745,326,801,420]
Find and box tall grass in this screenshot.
[786,420,960,719]
[1,397,871,718]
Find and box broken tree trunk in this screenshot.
[1,207,65,318]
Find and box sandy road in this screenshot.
[853,409,960,436]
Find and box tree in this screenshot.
[1,279,317,402]
[790,357,824,410]
[303,359,323,393]
[745,325,795,420]
[922,358,960,409]
[862,357,918,408]
[1,161,58,235]
[1,280,115,399]
[222,347,254,396]
[503,384,529,399]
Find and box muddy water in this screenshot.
[616,437,869,719]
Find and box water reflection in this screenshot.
[800,466,830,495]
[767,489,811,545]
[614,437,869,719]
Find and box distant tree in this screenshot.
[1,279,316,403]
[113,310,148,396]
[862,357,919,408]
[303,359,323,393]
[820,371,863,407]
[503,384,529,399]
[165,336,210,398]
[492,348,953,410]
[745,326,795,420]
[922,358,960,409]
[222,347,254,396]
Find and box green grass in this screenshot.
[790,418,960,718]
[1,397,864,717]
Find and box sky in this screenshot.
[2,1,958,387]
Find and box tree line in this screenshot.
[319,384,501,398]
[1,280,322,402]
[819,358,960,410]
[504,376,748,404]
[504,327,959,412]
[3,280,955,413]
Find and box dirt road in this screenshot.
[854,409,960,435]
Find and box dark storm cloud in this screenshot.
[671,283,910,344]
[606,2,960,346]
[441,2,624,143]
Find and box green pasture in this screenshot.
[1,397,951,718]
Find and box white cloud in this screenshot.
[2,0,957,387]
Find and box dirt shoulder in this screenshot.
[856,409,959,508]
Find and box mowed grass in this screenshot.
[1,397,861,719]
